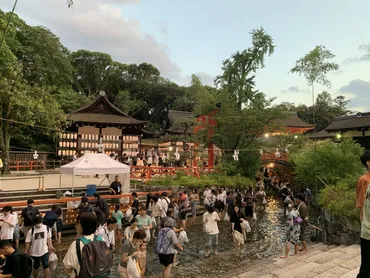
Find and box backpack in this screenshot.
[25,207,37,225]
[155,228,172,255]
[43,211,58,228]
[14,252,33,278]
[76,235,113,278]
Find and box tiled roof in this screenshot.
[68,95,147,126]
[276,112,314,128]
[326,112,370,131]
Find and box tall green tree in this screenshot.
[290,45,340,131]
[215,28,275,109]
[71,50,113,97]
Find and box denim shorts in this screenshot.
[206,234,218,247]
[32,252,49,269]
[13,224,20,240]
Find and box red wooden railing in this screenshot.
[261,153,289,162]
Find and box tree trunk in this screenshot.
[0,120,10,175]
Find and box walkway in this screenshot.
[228,243,360,278]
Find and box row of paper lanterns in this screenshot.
[59,142,77,148]
[59,133,78,139]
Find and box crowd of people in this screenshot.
[0,167,313,278]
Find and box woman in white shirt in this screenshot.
[203,206,220,257]
[0,206,17,241]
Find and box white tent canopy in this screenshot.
[60,153,130,175]
[60,153,130,196]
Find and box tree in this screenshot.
[71,50,113,97]
[52,88,90,114]
[290,45,339,132]
[114,90,144,115]
[297,91,350,131]
[0,12,74,88]
[215,28,275,109]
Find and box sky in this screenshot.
[1,0,370,111]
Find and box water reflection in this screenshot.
[51,196,286,278]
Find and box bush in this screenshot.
[290,138,364,190]
[147,173,253,189]
[317,177,359,221]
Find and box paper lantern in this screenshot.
[62,150,66,156]
[74,133,78,140]
[74,142,77,148]
[67,142,70,148]
[58,150,61,156]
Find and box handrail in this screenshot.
[0,190,172,208]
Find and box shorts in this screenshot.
[56,219,63,233]
[300,221,307,241]
[179,211,187,220]
[158,253,175,267]
[32,252,49,269]
[13,224,20,240]
[206,234,219,247]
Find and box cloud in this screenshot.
[338,79,370,109]
[157,21,168,35]
[281,86,309,94]
[343,43,370,64]
[0,0,181,80]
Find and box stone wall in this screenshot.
[319,209,361,245]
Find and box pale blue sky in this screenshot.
[2,0,370,110]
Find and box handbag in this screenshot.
[127,256,141,278]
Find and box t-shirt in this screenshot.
[152,202,163,218]
[203,211,220,235]
[132,199,140,216]
[357,174,370,240]
[97,225,115,248]
[21,206,39,226]
[135,215,151,230]
[163,229,179,255]
[1,250,23,277]
[63,234,105,277]
[112,210,124,224]
[124,227,138,241]
[26,224,51,257]
[230,212,245,233]
[0,213,18,240]
[161,197,170,216]
[110,181,122,195]
[298,202,308,220]
[120,239,137,268]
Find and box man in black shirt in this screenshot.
[0,240,31,278]
[21,199,39,238]
[109,175,122,195]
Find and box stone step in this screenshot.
[340,267,360,278]
[230,244,361,278]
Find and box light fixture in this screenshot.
[269,163,274,168]
[260,148,263,155]
[169,146,173,151]
[336,133,342,139]
[264,133,269,138]
[294,135,298,139]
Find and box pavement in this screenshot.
[0,173,113,191]
[229,243,361,278]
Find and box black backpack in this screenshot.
[24,207,37,225]
[14,252,33,278]
[164,198,174,209]
[76,235,113,278]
